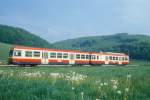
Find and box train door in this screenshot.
[69,53,75,64]
[41,52,49,64]
[118,57,122,65]
[105,55,109,64]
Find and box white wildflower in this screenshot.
[42,72,45,75]
[64,71,87,82]
[72,71,76,75]
[22,71,42,77]
[117,90,121,95]
[81,92,84,100]
[72,87,75,90]
[111,79,118,85]
[10,72,13,76]
[104,82,108,86]
[0,70,4,74]
[98,86,101,89]
[127,74,131,78]
[112,85,117,90]
[96,99,100,100]
[95,80,101,84]
[50,73,60,78]
[100,83,104,86]
[125,88,129,92]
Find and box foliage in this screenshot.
[0,61,149,100]
[1,24,150,61]
[0,24,51,48]
[0,42,12,63]
[52,33,150,60]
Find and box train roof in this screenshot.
[12,45,90,54]
[102,52,128,56]
[90,52,127,56]
[11,45,128,56]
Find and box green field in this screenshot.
[0,61,150,100]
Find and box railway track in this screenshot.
[0,64,140,67]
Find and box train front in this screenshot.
[8,48,14,64]
[8,47,20,65]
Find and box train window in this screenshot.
[70,54,75,59]
[57,53,62,58]
[97,56,99,60]
[125,57,128,61]
[113,57,115,60]
[119,57,122,61]
[92,55,96,60]
[50,52,56,58]
[33,51,40,57]
[76,54,80,59]
[25,51,32,57]
[109,56,112,60]
[14,50,21,57]
[9,50,14,57]
[89,55,91,59]
[86,55,89,59]
[122,57,125,61]
[63,53,68,58]
[42,52,48,59]
[105,56,109,60]
[116,57,118,60]
[81,55,85,59]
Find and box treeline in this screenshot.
[0,24,150,60]
[115,42,150,60]
[0,24,51,48]
[52,33,150,60]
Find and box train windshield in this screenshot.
[9,50,22,57]
[9,50,14,57]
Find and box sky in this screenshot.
[0,0,150,42]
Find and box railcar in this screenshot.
[8,46,129,66]
[102,52,129,65]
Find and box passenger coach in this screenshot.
[9,46,129,66]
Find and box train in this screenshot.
[8,46,129,66]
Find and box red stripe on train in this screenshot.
[12,58,41,63]
[122,62,129,65]
[49,59,69,63]
[90,61,105,64]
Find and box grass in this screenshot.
[0,61,150,100]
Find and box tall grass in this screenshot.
[0,64,149,100]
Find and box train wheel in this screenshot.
[20,64,26,67]
[30,64,37,67]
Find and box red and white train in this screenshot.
[9,46,129,66]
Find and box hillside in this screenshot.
[52,33,150,60]
[0,42,12,63]
[1,24,150,61]
[0,24,51,48]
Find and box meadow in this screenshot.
[0,61,150,100]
